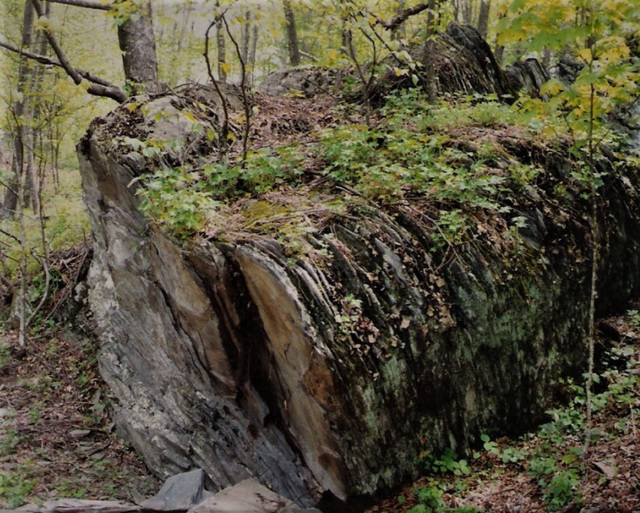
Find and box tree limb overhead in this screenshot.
[47,0,112,10]
[382,3,430,32]
[0,35,118,89]
[28,0,126,102]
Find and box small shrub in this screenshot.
[410,485,446,512]
[419,447,472,477]
[544,471,581,511]
[0,472,35,508]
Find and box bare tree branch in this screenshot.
[0,35,118,89]
[28,0,126,102]
[204,16,231,162]
[381,3,430,32]
[47,0,112,10]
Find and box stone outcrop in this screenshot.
[368,22,517,102]
[257,66,349,98]
[77,30,640,512]
[506,58,550,97]
[258,23,537,104]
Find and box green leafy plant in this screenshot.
[409,484,446,513]
[0,428,22,455]
[136,166,220,241]
[418,447,472,477]
[0,472,35,508]
[544,470,581,511]
[628,309,640,332]
[480,434,528,464]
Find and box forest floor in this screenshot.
[0,325,160,509]
[0,307,638,512]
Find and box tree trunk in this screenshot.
[341,26,352,57]
[422,0,438,103]
[165,0,193,85]
[2,0,36,218]
[283,0,300,66]
[248,22,259,87]
[216,1,227,81]
[24,0,51,215]
[456,0,472,24]
[116,0,158,94]
[241,10,251,66]
[392,0,407,40]
[477,0,491,39]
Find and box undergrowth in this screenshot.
[0,167,89,278]
[134,91,556,245]
[0,332,158,508]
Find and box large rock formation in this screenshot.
[77,29,640,512]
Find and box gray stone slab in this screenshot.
[39,499,140,513]
[186,480,294,513]
[141,469,205,512]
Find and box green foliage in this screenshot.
[137,166,220,241]
[0,428,21,455]
[529,458,581,512]
[136,90,551,250]
[418,448,472,477]
[0,472,35,508]
[0,167,89,290]
[319,92,532,212]
[0,340,10,368]
[206,144,306,198]
[408,483,482,513]
[544,471,581,511]
[409,484,446,513]
[500,0,640,156]
[135,140,308,241]
[628,309,640,332]
[108,0,147,26]
[480,434,528,463]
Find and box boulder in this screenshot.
[77,29,640,511]
[258,67,349,98]
[506,58,550,97]
[78,86,640,508]
[260,23,517,104]
[367,22,516,102]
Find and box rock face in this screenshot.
[77,45,640,513]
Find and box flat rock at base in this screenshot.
[141,469,205,512]
[38,499,140,512]
[186,480,293,513]
[11,505,43,513]
[0,407,15,418]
